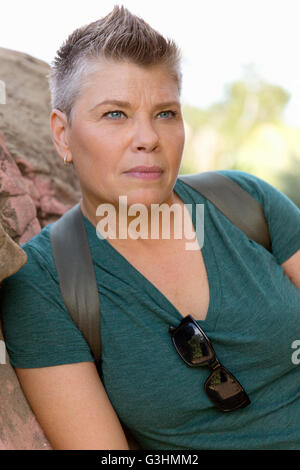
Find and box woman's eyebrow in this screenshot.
[88,99,180,112]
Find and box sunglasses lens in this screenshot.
[172,322,215,366]
[205,366,250,412]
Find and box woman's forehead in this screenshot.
[78,60,180,108]
[85,60,177,87]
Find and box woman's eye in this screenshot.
[157,110,177,119]
[102,110,177,120]
[103,110,126,119]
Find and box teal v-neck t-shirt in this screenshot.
[1,170,300,450]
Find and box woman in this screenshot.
[1,5,300,450]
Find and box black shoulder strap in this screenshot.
[179,171,271,252]
[49,203,102,367]
[49,171,271,366]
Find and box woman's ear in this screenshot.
[49,108,70,164]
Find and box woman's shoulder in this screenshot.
[215,169,300,263]
[178,169,300,263]
[21,222,53,256]
[215,168,300,216]
[175,169,276,225]
[177,169,268,206]
[18,223,56,278]
[1,221,94,369]
[214,169,271,206]
[1,222,58,308]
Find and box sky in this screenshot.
[1,0,300,126]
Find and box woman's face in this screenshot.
[54,59,185,218]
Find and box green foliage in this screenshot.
[180,67,299,206]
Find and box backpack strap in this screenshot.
[178,171,271,252]
[49,203,102,370]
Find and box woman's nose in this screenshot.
[131,117,159,152]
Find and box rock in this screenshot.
[0,221,27,283]
[0,130,42,244]
[0,46,81,234]
[0,46,83,450]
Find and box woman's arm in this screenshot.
[281,248,300,290]
[15,361,130,450]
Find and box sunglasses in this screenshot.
[168,315,250,412]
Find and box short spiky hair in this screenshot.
[47,5,182,127]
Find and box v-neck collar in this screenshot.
[82,177,222,332]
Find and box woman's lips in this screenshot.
[124,166,163,180]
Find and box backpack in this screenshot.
[49,170,271,448]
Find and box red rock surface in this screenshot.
[0,47,83,450]
[0,47,81,241]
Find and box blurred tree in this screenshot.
[180,65,300,206]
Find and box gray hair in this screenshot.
[47,5,183,127]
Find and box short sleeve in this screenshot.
[0,242,95,369]
[217,169,300,264]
